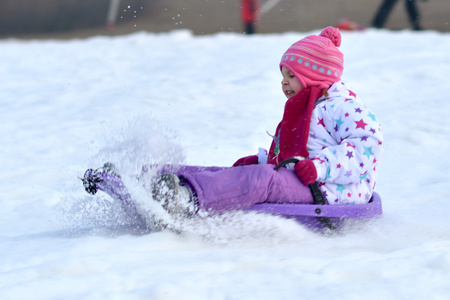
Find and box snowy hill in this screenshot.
[1,29,450,299]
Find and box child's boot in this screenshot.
[151,173,197,218]
[82,162,120,195]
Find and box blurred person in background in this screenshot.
[241,0,260,34]
[372,0,426,30]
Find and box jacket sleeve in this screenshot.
[311,99,384,185]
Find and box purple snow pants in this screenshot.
[159,164,314,214]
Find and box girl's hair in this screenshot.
[322,88,329,99]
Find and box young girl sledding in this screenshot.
[84,27,384,225]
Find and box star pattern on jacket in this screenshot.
[306,81,384,205]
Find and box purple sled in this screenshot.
[247,192,382,231]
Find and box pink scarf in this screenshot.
[267,87,324,165]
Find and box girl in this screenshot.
[85,27,383,222]
[149,27,384,219]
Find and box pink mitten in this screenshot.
[232,155,259,167]
[294,160,318,185]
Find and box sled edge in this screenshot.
[246,192,382,219]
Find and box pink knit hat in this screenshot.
[280,27,344,89]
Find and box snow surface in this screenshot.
[2,29,450,299]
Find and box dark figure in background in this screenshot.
[241,0,259,34]
[372,0,425,30]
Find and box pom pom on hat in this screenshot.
[280,26,344,89]
[319,26,341,47]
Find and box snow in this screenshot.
[2,28,450,299]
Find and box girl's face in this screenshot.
[281,66,304,99]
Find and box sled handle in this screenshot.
[274,158,336,231]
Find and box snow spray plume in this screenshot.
[59,115,186,235]
[91,115,185,175]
